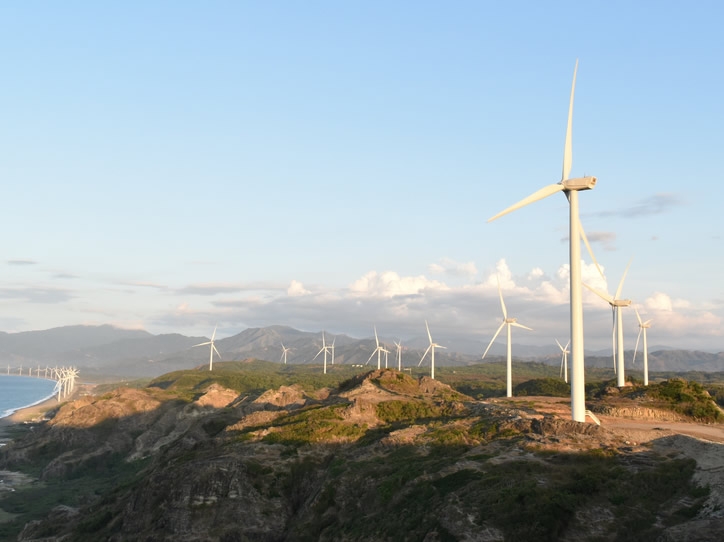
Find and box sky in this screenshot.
[1,2,723,352]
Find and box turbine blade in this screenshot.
[425,320,433,344]
[565,340,570,350]
[562,59,578,181]
[374,325,379,346]
[193,341,211,348]
[583,282,614,304]
[555,338,564,351]
[418,345,432,367]
[511,322,533,331]
[633,327,643,365]
[497,277,507,318]
[211,325,217,341]
[615,258,633,300]
[367,350,377,364]
[482,323,506,359]
[635,307,643,326]
[313,348,324,361]
[212,345,221,358]
[579,217,605,280]
[488,184,565,222]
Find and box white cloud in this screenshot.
[287,280,310,297]
[645,292,673,312]
[349,271,447,298]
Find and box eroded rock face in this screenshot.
[591,405,684,421]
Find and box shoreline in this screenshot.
[0,396,62,444]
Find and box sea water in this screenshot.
[0,375,57,420]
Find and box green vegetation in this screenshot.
[647,378,724,422]
[514,377,570,397]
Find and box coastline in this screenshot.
[0,396,61,444]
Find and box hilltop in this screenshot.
[1,365,723,541]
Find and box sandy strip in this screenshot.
[0,396,61,443]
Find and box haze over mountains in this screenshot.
[0,325,721,378]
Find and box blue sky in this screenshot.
[1,2,723,351]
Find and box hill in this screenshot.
[1,366,723,541]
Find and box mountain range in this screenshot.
[0,324,721,378]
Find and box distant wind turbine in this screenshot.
[330,337,336,365]
[482,278,533,397]
[633,308,653,386]
[584,259,633,387]
[193,326,221,371]
[280,343,291,365]
[313,331,332,374]
[394,340,403,371]
[487,60,596,422]
[366,326,386,370]
[418,321,445,380]
[556,339,570,383]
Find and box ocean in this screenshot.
[0,375,57,420]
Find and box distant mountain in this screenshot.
[0,324,721,379]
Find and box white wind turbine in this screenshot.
[584,259,633,388]
[330,337,336,365]
[394,340,403,371]
[418,320,445,380]
[193,326,221,371]
[488,60,596,422]
[556,339,570,383]
[366,326,387,370]
[482,279,533,397]
[633,308,653,386]
[280,343,291,365]
[313,331,332,374]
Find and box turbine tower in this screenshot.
[366,326,386,370]
[488,60,596,422]
[482,279,533,397]
[193,326,221,371]
[556,339,570,383]
[313,331,332,374]
[418,321,445,380]
[584,259,633,387]
[280,343,291,365]
[633,308,652,386]
[330,338,336,365]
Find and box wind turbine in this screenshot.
[482,279,533,397]
[633,308,652,386]
[280,343,291,364]
[487,60,596,422]
[193,326,221,371]
[330,337,336,365]
[556,339,570,383]
[583,259,633,388]
[418,321,445,380]
[394,340,403,371]
[313,331,332,374]
[366,326,386,370]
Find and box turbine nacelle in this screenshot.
[612,299,632,307]
[504,317,517,324]
[562,176,597,191]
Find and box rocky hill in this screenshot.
[1,367,723,541]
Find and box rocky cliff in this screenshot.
[1,369,722,541]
